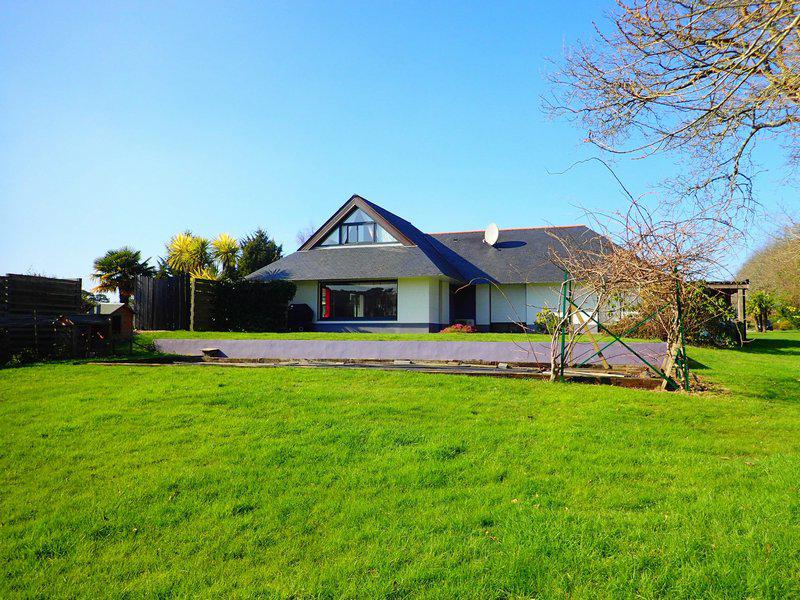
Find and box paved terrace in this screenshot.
[154,339,669,367]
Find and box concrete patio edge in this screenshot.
[154,338,669,367]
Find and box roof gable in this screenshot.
[299,195,415,250]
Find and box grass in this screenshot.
[1,332,799,598]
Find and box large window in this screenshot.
[319,209,397,246]
[320,281,398,320]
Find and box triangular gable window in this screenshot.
[316,208,398,247]
[320,230,340,246]
[344,209,371,223]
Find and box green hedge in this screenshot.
[199,280,296,332]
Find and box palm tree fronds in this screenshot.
[190,266,219,280]
[91,247,155,303]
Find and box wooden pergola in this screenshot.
[707,280,750,338]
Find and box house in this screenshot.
[90,302,135,339]
[248,195,604,333]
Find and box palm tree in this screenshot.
[747,291,777,332]
[211,233,240,279]
[92,247,155,304]
[167,232,215,276]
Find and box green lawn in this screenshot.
[2,332,799,598]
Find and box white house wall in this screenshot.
[476,285,490,326]
[476,283,561,328]
[491,284,527,323]
[438,280,450,325]
[292,281,319,321]
[528,283,603,332]
[568,286,601,332]
[397,277,439,325]
[525,284,562,325]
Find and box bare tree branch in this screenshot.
[545,0,800,213]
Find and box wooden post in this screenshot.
[675,277,690,392]
[33,308,38,358]
[190,278,196,332]
[559,271,569,382]
[572,305,610,369]
[660,342,678,391]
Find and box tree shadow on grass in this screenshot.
[687,357,709,370]
[740,336,800,356]
[688,334,799,370]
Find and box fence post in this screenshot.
[33,308,39,358]
[182,274,190,330]
[190,278,196,332]
[675,277,690,392]
[559,271,569,382]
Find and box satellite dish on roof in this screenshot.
[484,223,499,246]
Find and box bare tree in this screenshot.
[296,222,317,247]
[546,0,800,213]
[545,275,611,382]
[547,194,743,386]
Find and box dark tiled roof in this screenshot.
[246,245,454,281]
[429,225,602,284]
[359,198,463,280]
[247,197,606,284]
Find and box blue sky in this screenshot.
[1,1,796,295]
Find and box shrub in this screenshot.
[776,303,800,329]
[439,323,477,334]
[606,284,740,347]
[747,290,777,332]
[2,348,37,368]
[212,279,296,332]
[534,307,559,335]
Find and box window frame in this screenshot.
[319,280,398,321]
[341,220,377,245]
[318,210,398,247]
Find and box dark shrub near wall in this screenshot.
[217,280,296,331]
[191,279,296,332]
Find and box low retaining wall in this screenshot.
[154,339,668,367]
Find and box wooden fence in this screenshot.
[133,275,190,331]
[0,274,83,359]
[0,274,82,316]
[134,276,294,332]
[190,278,216,331]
